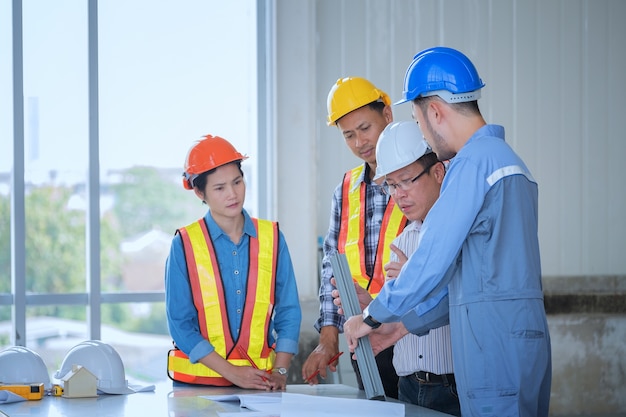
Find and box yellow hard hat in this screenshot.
[326,77,391,126]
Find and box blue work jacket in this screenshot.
[370,125,552,417]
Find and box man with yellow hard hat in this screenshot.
[301,77,406,399]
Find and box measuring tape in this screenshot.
[49,384,64,396]
[0,383,45,400]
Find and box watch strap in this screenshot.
[363,314,381,329]
[273,367,288,375]
[362,305,381,329]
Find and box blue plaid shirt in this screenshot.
[314,163,390,332]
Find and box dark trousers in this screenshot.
[398,373,461,416]
[350,345,399,399]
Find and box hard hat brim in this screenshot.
[393,97,411,106]
[97,385,137,395]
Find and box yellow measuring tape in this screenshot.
[0,383,45,400]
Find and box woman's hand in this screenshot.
[224,365,272,390]
[199,352,271,390]
[267,371,288,391]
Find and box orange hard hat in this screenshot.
[182,134,248,190]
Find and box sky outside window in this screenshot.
[1,0,257,192]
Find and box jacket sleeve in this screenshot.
[401,289,449,336]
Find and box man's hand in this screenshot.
[383,244,408,279]
[368,322,409,355]
[301,326,340,384]
[331,277,372,315]
[343,314,372,352]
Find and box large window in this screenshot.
[0,0,258,384]
[0,1,11,345]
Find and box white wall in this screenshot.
[275,0,626,300]
[274,0,320,300]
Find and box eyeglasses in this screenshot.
[382,163,435,195]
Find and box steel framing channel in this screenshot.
[330,252,386,401]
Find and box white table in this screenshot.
[0,382,452,416]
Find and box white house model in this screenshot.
[59,365,98,398]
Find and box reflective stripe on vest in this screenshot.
[167,217,278,386]
[337,165,407,295]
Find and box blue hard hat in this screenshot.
[395,47,485,105]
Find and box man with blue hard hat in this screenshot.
[343,46,552,416]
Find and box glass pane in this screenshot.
[101,302,170,384]
[25,305,87,381]
[0,0,12,315]
[98,1,257,382]
[23,0,88,295]
[0,306,10,348]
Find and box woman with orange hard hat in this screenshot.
[165,134,301,391]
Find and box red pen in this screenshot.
[305,351,344,383]
[238,346,270,382]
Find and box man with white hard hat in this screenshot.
[334,121,459,415]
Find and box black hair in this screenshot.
[366,100,387,115]
[418,151,440,168]
[335,100,387,126]
[413,96,481,117]
[192,161,244,191]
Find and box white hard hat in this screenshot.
[54,340,134,394]
[0,346,51,389]
[374,121,432,181]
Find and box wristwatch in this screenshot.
[273,367,288,376]
[362,306,381,329]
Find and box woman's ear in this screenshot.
[193,187,205,202]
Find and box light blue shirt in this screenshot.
[165,209,301,364]
[369,125,552,416]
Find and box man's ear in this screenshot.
[428,98,446,125]
[383,105,393,124]
[433,161,446,184]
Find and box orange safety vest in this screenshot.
[337,165,408,295]
[167,217,278,386]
